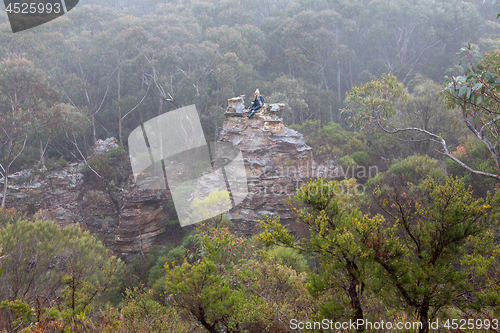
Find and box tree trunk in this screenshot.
[196,306,220,333]
[418,301,430,333]
[39,139,45,168]
[71,271,76,313]
[346,261,364,332]
[117,69,122,146]
[158,95,163,116]
[1,174,8,207]
[348,279,364,332]
[337,60,343,124]
[92,113,97,144]
[337,60,342,106]
[119,117,123,147]
[1,142,12,207]
[107,186,121,215]
[349,61,353,90]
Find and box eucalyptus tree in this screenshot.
[103,17,151,146]
[0,219,123,330]
[258,178,371,329]
[343,69,500,182]
[138,11,202,115]
[443,46,500,180]
[358,0,481,84]
[262,2,357,122]
[0,59,61,206]
[365,157,500,333]
[60,6,122,144]
[165,223,315,333]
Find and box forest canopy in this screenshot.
[0,0,498,165]
[1,0,500,332]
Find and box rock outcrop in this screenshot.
[0,141,181,262]
[193,96,316,237]
[90,137,120,156]
[1,99,320,259]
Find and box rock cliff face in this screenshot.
[218,97,315,236]
[0,139,181,262]
[0,101,318,259]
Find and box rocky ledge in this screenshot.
[193,96,317,237]
[1,100,322,259]
[0,139,181,262]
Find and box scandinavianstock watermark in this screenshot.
[128,105,249,227]
[259,163,379,197]
[128,105,379,227]
[290,318,500,331]
[290,318,425,331]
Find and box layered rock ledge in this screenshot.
[195,96,316,236]
[1,100,320,259]
[0,139,180,262]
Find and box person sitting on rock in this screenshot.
[248,89,264,118]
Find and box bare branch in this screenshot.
[383,134,441,144]
[65,132,103,180]
[121,82,151,121]
[452,94,500,115]
[8,135,28,169]
[460,108,500,167]
[94,79,111,116]
[378,122,500,180]
[377,121,442,140]
[140,51,179,108]
[436,149,500,180]
[480,113,500,137]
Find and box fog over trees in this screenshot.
[1,0,500,332]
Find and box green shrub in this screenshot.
[0,218,123,330]
[121,287,188,333]
[268,247,308,273]
[350,151,370,166]
[45,157,68,171]
[106,147,127,159]
[0,207,24,227]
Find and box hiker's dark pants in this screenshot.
[248,106,261,118]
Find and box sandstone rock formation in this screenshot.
[1,100,321,259]
[90,137,119,156]
[192,96,316,237]
[0,139,181,262]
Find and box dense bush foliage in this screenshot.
[1,0,500,332]
[0,219,123,331]
[0,0,497,173]
[0,164,500,332]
